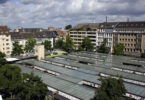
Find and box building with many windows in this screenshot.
[97,22,118,53]
[69,23,99,49]
[11,31,58,49]
[113,21,145,56]
[0,26,12,56]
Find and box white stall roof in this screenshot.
[0,95,2,100]
[6,58,19,62]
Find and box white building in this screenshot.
[11,31,58,49]
[96,22,118,53]
[0,34,12,56]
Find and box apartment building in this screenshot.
[69,23,99,49]
[11,31,58,49]
[0,26,12,56]
[113,22,145,56]
[97,22,118,53]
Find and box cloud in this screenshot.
[0,0,8,4]
[0,0,145,29]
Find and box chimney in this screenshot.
[34,45,45,60]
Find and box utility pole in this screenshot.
[127,18,130,22]
[106,16,108,23]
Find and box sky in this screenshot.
[0,0,145,29]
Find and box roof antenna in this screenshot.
[106,16,108,23]
[127,18,129,22]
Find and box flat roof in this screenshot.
[14,63,95,100]
[58,55,145,83]
[16,59,145,98]
[14,52,145,99]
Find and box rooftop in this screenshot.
[15,52,145,100]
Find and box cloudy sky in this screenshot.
[0,0,145,29]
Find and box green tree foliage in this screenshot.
[80,37,94,51]
[63,36,74,52]
[55,38,64,49]
[78,45,84,51]
[12,41,23,56]
[0,65,22,99]
[18,73,48,100]
[97,38,109,53]
[0,65,48,100]
[141,53,145,58]
[24,37,36,52]
[93,77,127,100]
[55,36,74,52]
[42,40,52,51]
[114,43,125,55]
[0,52,7,67]
[65,25,72,30]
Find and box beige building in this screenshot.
[141,34,145,53]
[0,26,12,56]
[113,22,145,56]
[34,45,45,60]
[69,31,88,49]
[69,23,99,49]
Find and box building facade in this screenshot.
[11,31,58,49]
[0,26,12,56]
[97,22,118,53]
[113,22,145,56]
[69,23,99,49]
[69,31,97,49]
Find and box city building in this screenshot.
[11,31,58,49]
[97,22,118,53]
[69,23,99,49]
[113,21,145,56]
[0,26,12,56]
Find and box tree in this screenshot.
[78,45,84,51]
[18,73,48,100]
[0,65,48,100]
[114,43,125,55]
[141,53,145,58]
[63,36,74,52]
[93,77,127,100]
[0,52,7,67]
[55,38,64,49]
[97,38,109,53]
[24,37,36,52]
[0,65,22,99]
[42,40,52,51]
[12,41,23,56]
[81,37,94,51]
[65,25,72,30]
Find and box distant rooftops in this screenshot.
[98,22,118,29]
[75,23,99,29]
[72,21,145,30]
[115,21,145,28]
[0,26,9,31]
[11,31,58,40]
